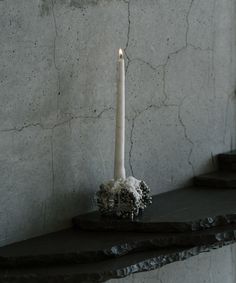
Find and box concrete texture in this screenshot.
[0,0,236,279]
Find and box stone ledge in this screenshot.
[0,241,234,283]
[0,224,236,268]
[73,187,236,232]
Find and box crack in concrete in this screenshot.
[1,123,44,133]
[124,0,199,176]
[160,0,216,176]
[125,0,130,51]
[126,0,197,77]
[0,107,114,133]
[211,0,216,101]
[186,0,194,47]
[51,0,60,120]
[157,0,194,105]
[128,104,178,176]
[63,106,114,120]
[128,105,158,176]
[123,0,213,114]
[185,0,213,52]
[188,43,213,52]
[128,116,135,176]
[126,57,169,109]
[128,0,212,106]
[124,0,131,73]
[161,64,168,105]
[177,97,195,176]
[128,105,153,177]
[128,58,157,71]
[128,99,195,177]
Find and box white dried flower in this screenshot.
[97,176,152,219]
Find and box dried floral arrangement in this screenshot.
[97,176,152,219]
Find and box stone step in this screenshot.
[194,172,236,188]
[218,151,236,172]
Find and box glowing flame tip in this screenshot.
[119,48,123,58]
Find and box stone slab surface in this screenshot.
[73,187,236,232]
[0,242,234,283]
[1,224,236,268]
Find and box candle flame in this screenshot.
[119,48,123,59]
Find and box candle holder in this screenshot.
[96,176,152,219]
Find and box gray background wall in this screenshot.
[0,0,236,281]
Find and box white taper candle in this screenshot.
[114,48,126,180]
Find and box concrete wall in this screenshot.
[0,1,236,279]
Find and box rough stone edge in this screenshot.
[1,226,236,268]
[0,241,235,283]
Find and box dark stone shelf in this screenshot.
[1,224,236,268]
[73,187,236,233]
[0,241,234,283]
